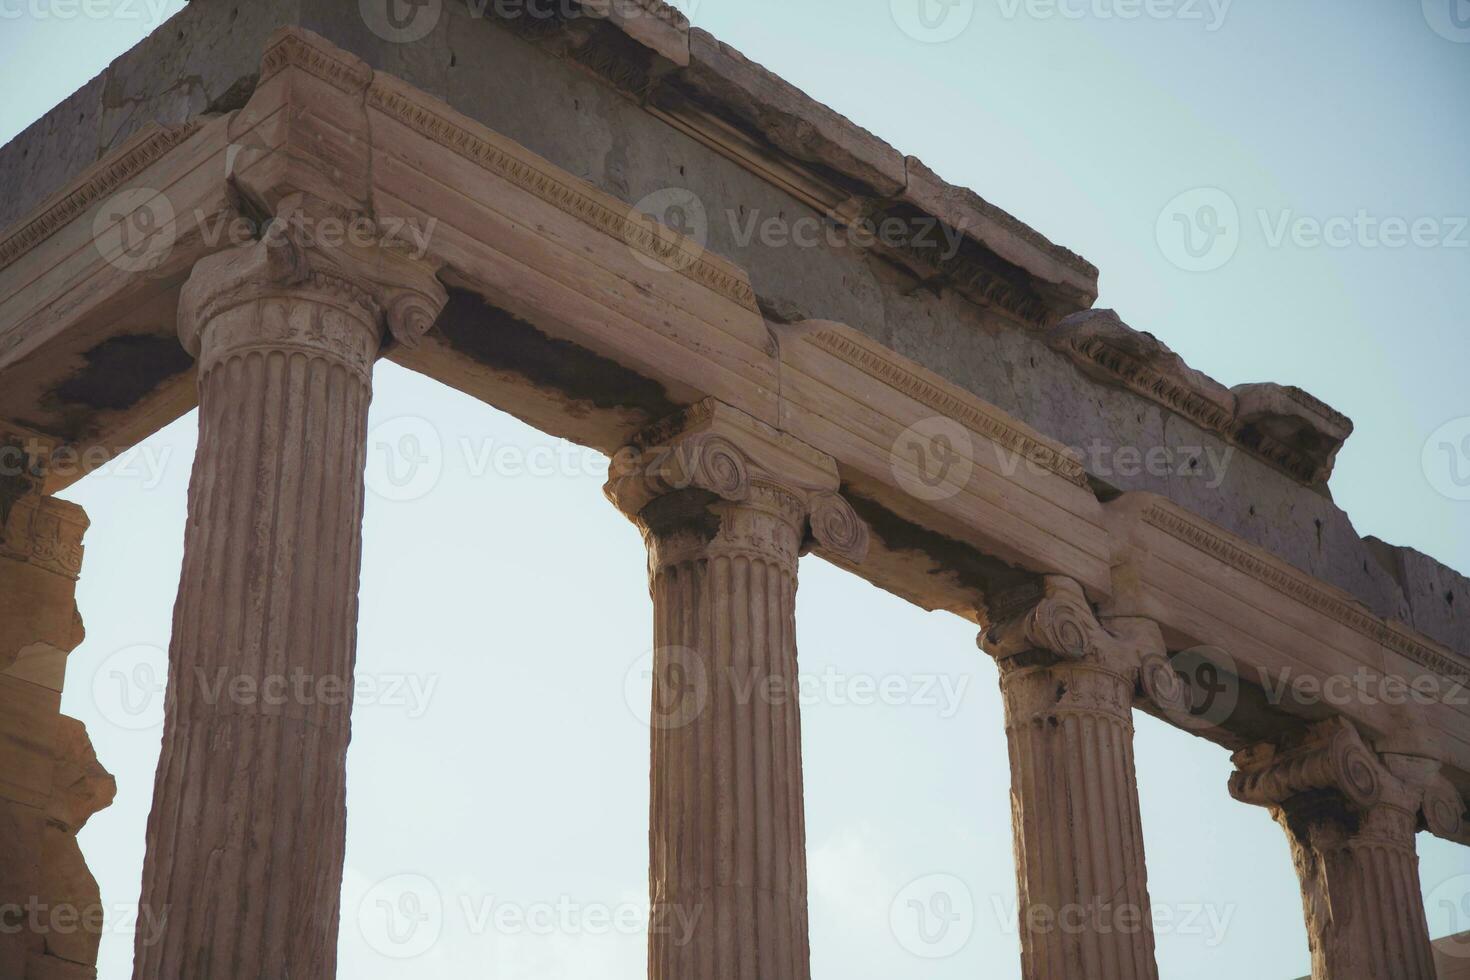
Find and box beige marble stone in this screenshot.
[0,484,111,980]
[606,398,867,980]
[30,717,115,979]
[0,24,1465,980]
[980,576,1174,980]
[133,227,445,979]
[1231,720,1439,979]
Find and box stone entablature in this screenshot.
[0,0,1455,661]
[0,24,1464,789]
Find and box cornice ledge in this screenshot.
[795,321,1091,490]
[679,28,907,199]
[1048,308,1236,427]
[900,156,1099,313]
[1138,497,1470,685]
[666,33,1096,325]
[0,121,200,275]
[1048,309,1352,485]
[582,0,691,68]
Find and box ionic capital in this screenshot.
[1229,718,1384,812]
[1377,754,1466,842]
[603,398,869,564]
[979,576,1107,660]
[979,576,1177,692]
[178,202,447,377]
[1230,719,1469,844]
[1421,772,1467,840]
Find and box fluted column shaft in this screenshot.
[645,486,810,980]
[605,399,869,980]
[998,658,1158,980]
[1231,723,1445,980]
[1277,794,1435,979]
[981,577,1168,980]
[135,241,391,978]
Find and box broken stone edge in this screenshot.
[1049,309,1354,486]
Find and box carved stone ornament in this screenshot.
[1137,652,1192,715]
[604,398,869,564]
[1422,774,1466,839]
[1229,718,1384,812]
[1048,310,1353,485]
[980,576,1102,662]
[0,491,87,580]
[177,201,448,373]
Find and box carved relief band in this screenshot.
[133,228,445,978]
[605,399,868,980]
[980,576,1172,980]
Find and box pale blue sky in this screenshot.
[4,1,1468,977]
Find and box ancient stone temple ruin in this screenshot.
[0,2,1465,978]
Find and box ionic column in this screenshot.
[605,399,869,980]
[980,576,1180,980]
[0,460,116,980]
[1230,719,1457,979]
[134,228,445,978]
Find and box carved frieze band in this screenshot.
[363,83,760,314]
[0,122,200,274]
[806,329,1090,489]
[260,28,373,94]
[1142,503,1470,683]
[0,494,87,579]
